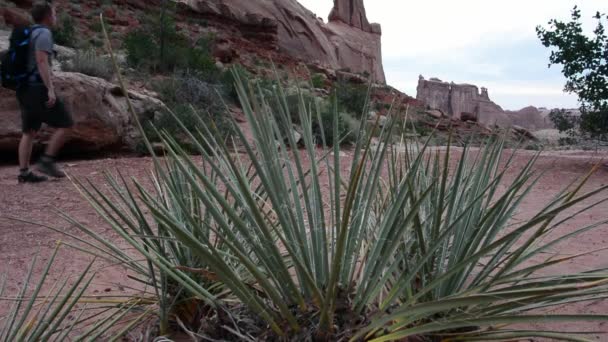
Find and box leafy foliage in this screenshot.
[549,108,578,133]
[537,7,608,139]
[124,8,217,75]
[334,79,370,119]
[311,73,326,89]
[53,12,77,47]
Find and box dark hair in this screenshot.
[31,2,53,24]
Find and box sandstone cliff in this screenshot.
[2,0,385,83]
[416,76,511,127]
[182,0,385,83]
[416,76,555,131]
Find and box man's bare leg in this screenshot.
[18,132,35,170]
[18,132,48,183]
[45,127,69,157]
[37,128,70,178]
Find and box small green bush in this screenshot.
[524,143,542,151]
[124,30,157,70]
[62,49,114,80]
[124,11,219,77]
[334,80,369,119]
[53,12,77,47]
[220,64,250,103]
[559,136,578,146]
[151,72,234,151]
[273,89,358,147]
[311,73,325,89]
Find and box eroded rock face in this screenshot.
[417,76,512,127]
[182,0,386,83]
[506,106,554,131]
[329,0,371,31]
[0,72,163,155]
[4,0,386,83]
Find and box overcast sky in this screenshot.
[298,0,606,110]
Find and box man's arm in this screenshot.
[35,50,55,107]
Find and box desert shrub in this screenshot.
[559,136,578,146]
[62,49,113,80]
[311,73,325,89]
[151,71,234,150]
[220,63,250,103]
[53,12,77,47]
[123,30,156,70]
[275,90,358,147]
[334,79,369,118]
[312,108,357,146]
[524,143,543,150]
[124,11,219,77]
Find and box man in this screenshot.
[17,2,73,183]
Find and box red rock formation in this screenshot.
[3,0,385,83]
[329,0,371,32]
[417,76,512,127]
[183,0,386,83]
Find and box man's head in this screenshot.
[31,2,56,27]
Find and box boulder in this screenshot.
[0,72,164,155]
[425,109,445,119]
[512,125,538,141]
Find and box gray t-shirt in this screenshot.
[27,26,53,81]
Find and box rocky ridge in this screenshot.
[2,0,385,83]
[416,76,554,131]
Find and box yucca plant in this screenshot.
[75,66,608,340]
[43,16,608,340]
[0,243,143,341]
[55,156,249,337]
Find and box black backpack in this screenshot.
[1,26,42,91]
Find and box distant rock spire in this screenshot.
[329,0,373,32]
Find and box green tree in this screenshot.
[124,3,217,75]
[537,7,608,140]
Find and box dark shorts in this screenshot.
[17,83,74,133]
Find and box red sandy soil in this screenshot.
[0,149,607,340]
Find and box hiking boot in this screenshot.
[37,159,66,178]
[18,171,48,184]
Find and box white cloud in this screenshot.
[297,0,605,109]
[299,0,605,58]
